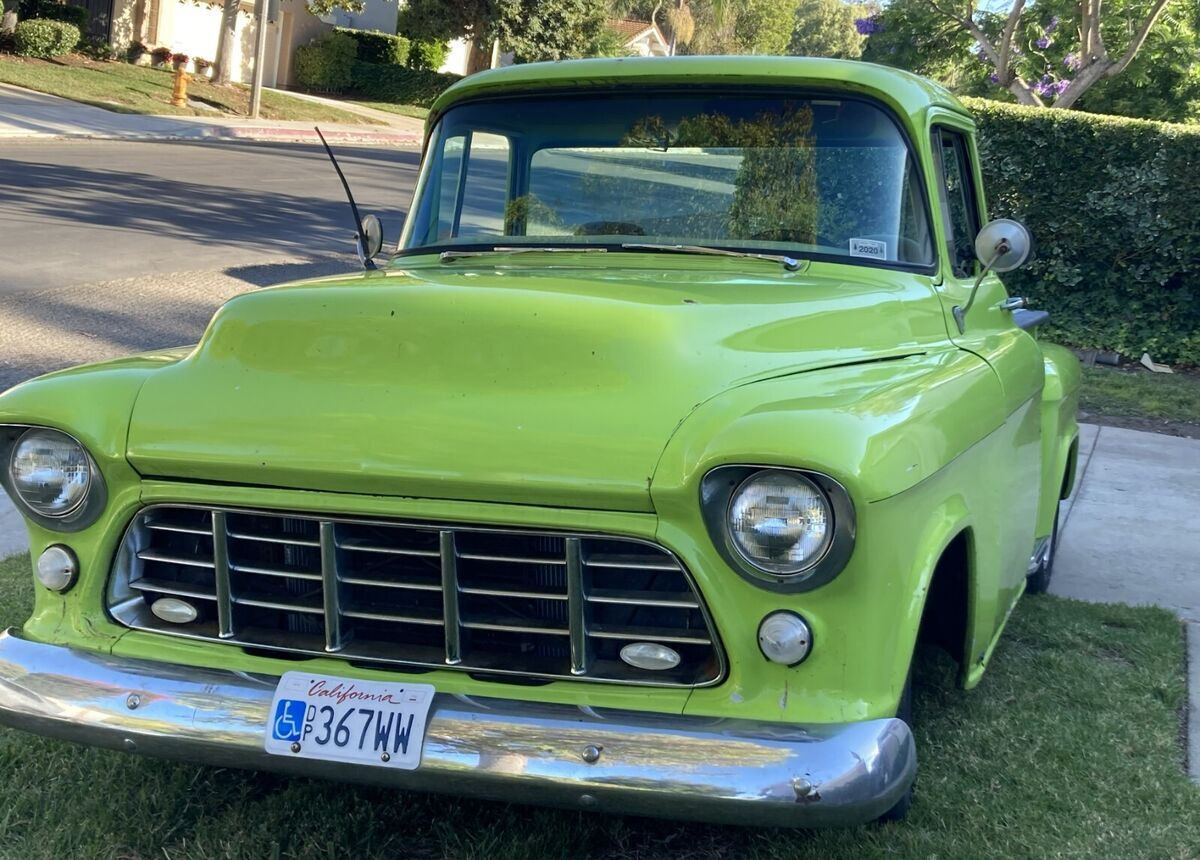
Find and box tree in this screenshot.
[494,0,610,61]
[789,0,871,58]
[399,0,609,67]
[211,0,242,86]
[874,0,1182,109]
[862,0,1200,120]
[685,0,795,54]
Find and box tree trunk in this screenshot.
[466,37,492,73]
[1008,78,1043,106]
[212,0,240,86]
[1051,58,1112,109]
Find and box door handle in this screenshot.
[998,296,1028,311]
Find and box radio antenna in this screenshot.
[315,126,376,270]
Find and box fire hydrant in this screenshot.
[171,65,189,108]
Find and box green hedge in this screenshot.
[293,30,356,92]
[966,98,1200,366]
[12,18,79,57]
[333,27,408,66]
[349,61,460,107]
[18,0,87,31]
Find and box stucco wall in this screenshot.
[319,0,396,35]
[272,0,331,86]
[106,0,329,87]
[168,0,256,79]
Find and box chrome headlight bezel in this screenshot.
[700,465,856,593]
[1,425,107,531]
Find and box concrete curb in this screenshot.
[1189,623,1200,784]
[0,128,421,147]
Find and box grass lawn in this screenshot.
[0,553,1195,857]
[0,54,382,124]
[346,99,430,120]
[1079,363,1200,437]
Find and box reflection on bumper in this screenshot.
[0,630,915,827]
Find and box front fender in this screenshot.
[0,349,191,642]
[651,349,1007,722]
[1036,343,1082,538]
[651,348,1003,507]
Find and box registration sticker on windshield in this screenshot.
[849,238,887,260]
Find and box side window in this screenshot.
[431,132,511,242]
[934,128,981,279]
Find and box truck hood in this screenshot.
[125,259,947,512]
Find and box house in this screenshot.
[607,18,670,57]
[95,0,331,86]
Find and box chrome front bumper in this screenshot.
[0,630,916,827]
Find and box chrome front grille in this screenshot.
[108,505,724,687]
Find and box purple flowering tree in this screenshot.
[919,0,1176,108]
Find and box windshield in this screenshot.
[401,91,935,269]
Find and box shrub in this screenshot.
[82,36,114,60]
[333,27,408,66]
[18,0,87,31]
[12,18,79,57]
[407,38,447,71]
[348,60,459,107]
[149,45,171,64]
[965,99,1200,366]
[126,39,146,60]
[293,30,356,92]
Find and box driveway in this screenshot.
[1051,424,1200,622]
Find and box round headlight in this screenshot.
[727,470,832,575]
[9,429,92,517]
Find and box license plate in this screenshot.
[264,672,435,770]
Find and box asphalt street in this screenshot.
[0,139,419,388]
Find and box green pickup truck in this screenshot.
[0,56,1079,827]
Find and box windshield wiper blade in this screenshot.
[439,247,608,263]
[620,243,802,272]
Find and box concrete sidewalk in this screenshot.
[0,83,421,146]
[1051,424,1200,621]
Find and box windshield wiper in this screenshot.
[439,247,608,263]
[620,243,802,272]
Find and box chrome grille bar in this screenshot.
[565,537,588,676]
[320,522,343,652]
[440,529,462,665]
[211,511,234,639]
[109,505,724,688]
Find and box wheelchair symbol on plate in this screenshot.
[272,698,306,742]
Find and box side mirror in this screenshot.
[954,218,1033,333]
[974,218,1032,273]
[357,214,384,266]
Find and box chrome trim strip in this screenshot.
[137,551,214,569]
[566,537,588,676]
[228,532,321,548]
[211,511,234,639]
[130,579,216,601]
[0,631,916,828]
[320,522,343,652]
[147,523,210,535]
[232,564,323,581]
[342,577,442,592]
[440,530,462,665]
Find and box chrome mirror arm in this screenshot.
[952,238,1009,334]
